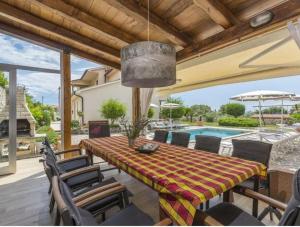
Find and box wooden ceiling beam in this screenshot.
[0,21,121,69]
[101,0,194,47]
[193,0,240,28]
[35,0,139,44]
[177,0,300,62]
[0,1,120,59]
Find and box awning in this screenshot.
[158,27,300,96]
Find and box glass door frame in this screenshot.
[0,63,60,175]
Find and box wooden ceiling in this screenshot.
[0,0,299,69]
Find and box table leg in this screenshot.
[253,175,260,218]
[86,149,94,165]
[223,190,230,202]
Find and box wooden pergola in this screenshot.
[0,0,299,150]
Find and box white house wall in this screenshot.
[77,81,133,123]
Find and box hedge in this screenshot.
[218,117,259,127]
[291,113,300,122]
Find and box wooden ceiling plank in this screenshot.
[164,0,194,20]
[193,0,240,28]
[0,21,121,69]
[177,0,300,62]
[0,1,120,59]
[101,0,193,46]
[35,0,140,44]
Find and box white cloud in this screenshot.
[0,33,101,104]
[0,34,60,69]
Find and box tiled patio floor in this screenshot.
[0,157,279,225]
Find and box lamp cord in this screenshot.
[147,0,149,42]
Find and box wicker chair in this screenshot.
[52,176,172,226]
[194,168,300,226]
[231,139,273,218]
[194,135,221,154]
[153,130,169,143]
[170,132,190,147]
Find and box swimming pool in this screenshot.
[167,127,248,141]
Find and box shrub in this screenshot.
[218,117,259,127]
[291,113,300,122]
[205,113,215,122]
[221,103,245,117]
[36,126,58,144]
[71,120,80,129]
[0,71,8,88]
[100,99,127,125]
[147,107,154,119]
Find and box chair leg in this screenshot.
[118,168,121,174]
[49,193,55,213]
[258,206,271,221]
[205,200,210,210]
[48,184,52,194]
[102,213,106,221]
[54,208,60,226]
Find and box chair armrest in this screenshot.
[55,148,82,156]
[60,165,100,181]
[73,182,122,204]
[56,155,89,165]
[75,185,126,208]
[154,218,172,226]
[196,210,223,226]
[243,188,287,211]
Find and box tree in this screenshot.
[184,107,194,122]
[25,92,55,127]
[0,71,8,88]
[190,104,212,116]
[100,99,127,125]
[221,103,245,117]
[147,107,154,119]
[160,97,185,119]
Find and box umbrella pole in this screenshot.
[170,108,172,130]
[281,99,284,132]
[258,99,262,128]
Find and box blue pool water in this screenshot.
[167,127,247,141]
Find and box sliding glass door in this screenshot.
[0,70,17,175]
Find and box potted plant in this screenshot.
[120,117,149,148]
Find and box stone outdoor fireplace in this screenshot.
[0,86,36,139]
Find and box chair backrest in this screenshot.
[231,139,272,167]
[52,176,97,226]
[44,152,63,176]
[153,130,169,143]
[194,135,221,154]
[171,132,190,148]
[279,169,300,226]
[52,176,75,225]
[88,120,110,139]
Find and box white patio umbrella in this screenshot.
[230,90,295,127]
[161,103,181,130]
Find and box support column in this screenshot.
[132,87,141,122]
[60,50,72,154]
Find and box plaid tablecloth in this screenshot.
[80,136,266,225]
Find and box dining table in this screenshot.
[80,136,266,226]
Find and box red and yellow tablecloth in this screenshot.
[80,136,266,225]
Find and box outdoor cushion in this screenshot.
[205,202,264,226]
[100,204,154,226]
[58,157,90,172]
[65,170,102,189]
[194,135,221,154]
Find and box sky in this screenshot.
[0,33,100,104]
[0,32,300,111]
